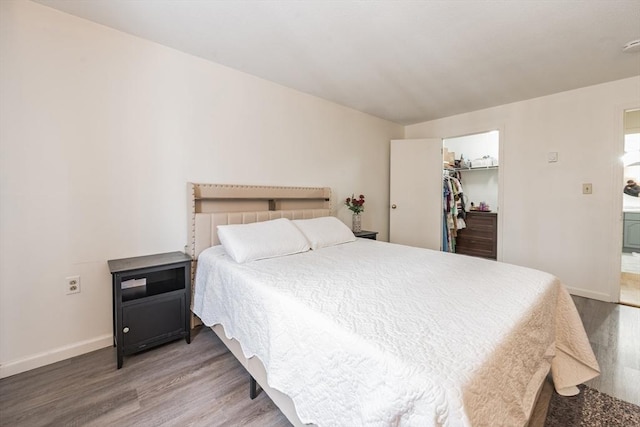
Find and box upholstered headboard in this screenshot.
[188,183,333,260]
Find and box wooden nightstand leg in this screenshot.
[117,351,123,369]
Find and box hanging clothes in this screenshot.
[442,171,467,253]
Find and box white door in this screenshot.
[390,138,443,249]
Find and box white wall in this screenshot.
[0,0,403,377]
[406,76,640,302]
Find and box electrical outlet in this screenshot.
[582,183,593,194]
[66,276,81,294]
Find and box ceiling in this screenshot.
[34,0,640,125]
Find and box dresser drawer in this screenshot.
[456,212,497,260]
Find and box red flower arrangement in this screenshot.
[345,194,365,214]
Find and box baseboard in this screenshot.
[566,286,613,302]
[0,334,112,379]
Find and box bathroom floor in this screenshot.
[620,252,640,307]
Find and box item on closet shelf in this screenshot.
[470,156,498,168]
[469,202,491,212]
[443,148,456,166]
[456,155,469,169]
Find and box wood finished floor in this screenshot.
[620,272,640,307]
[573,296,640,406]
[620,253,640,307]
[1,296,638,426]
[0,327,290,427]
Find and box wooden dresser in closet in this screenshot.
[455,212,497,260]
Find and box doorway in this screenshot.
[620,108,640,307]
[388,131,501,255]
[442,130,499,260]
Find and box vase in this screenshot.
[352,213,362,233]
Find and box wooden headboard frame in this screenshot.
[187,183,333,261]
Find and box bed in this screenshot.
[188,183,599,427]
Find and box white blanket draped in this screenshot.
[194,239,599,427]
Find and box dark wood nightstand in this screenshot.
[108,251,192,368]
[354,230,378,240]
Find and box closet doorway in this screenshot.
[442,130,500,260]
[620,108,640,307]
[389,132,501,255]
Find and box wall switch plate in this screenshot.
[547,152,558,162]
[582,183,593,194]
[66,275,81,294]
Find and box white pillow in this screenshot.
[293,216,356,250]
[217,218,310,263]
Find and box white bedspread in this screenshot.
[193,239,599,427]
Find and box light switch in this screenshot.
[547,152,558,162]
[582,183,592,194]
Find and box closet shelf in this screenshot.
[446,166,499,172]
